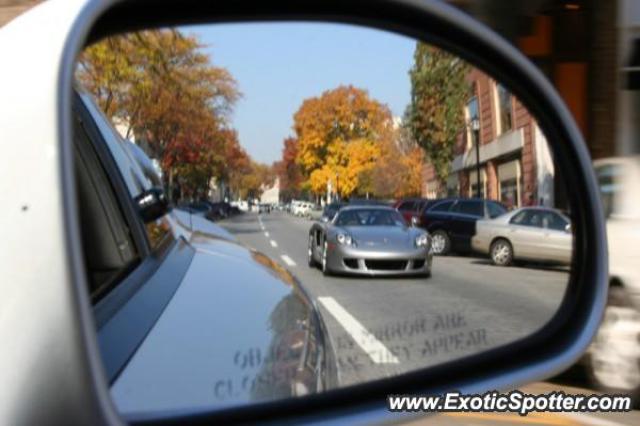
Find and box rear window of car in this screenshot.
[430,200,453,212]
[510,210,530,225]
[398,201,417,211]
[454,200,484,216]
[544,212,569,231]
[487,202,507,218]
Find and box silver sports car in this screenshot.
[472,206,572,266]
[307,206,433,276]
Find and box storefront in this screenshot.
[497,159,522,209]
[446,173,459,197]
[468,167,486,199]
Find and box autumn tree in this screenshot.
[370,124,424,198]
[405,43,469,187]
[76,29,241,199]
[229,160,275,200]
[293,85,393,198]
[274,137,304,201]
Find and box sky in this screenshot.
[186,22,416,165]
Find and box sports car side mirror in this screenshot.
[0,0,608,425]
[134,187,170,223]
[411,216,420,227]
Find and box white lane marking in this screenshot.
[270,240,278,247]
[318,297,399,364]
[281,255,296,267]
[264,231,270,237]
[563,413,625,426]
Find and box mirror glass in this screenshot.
[73,22,573,416]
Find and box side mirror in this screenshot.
[565,223,572,233]
[134,187,170,223]
[411,216,420,227]
[321,216,330,223]
[4,0,608,424]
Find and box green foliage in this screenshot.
[405,43,469,184]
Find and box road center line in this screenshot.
[264,231,269,237]
[281,255,296,267]
[270,240,278,247]
[318,297,399,364]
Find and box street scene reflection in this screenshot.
[75,23,572,414]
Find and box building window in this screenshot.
[469,168,486,198]
[425,181,439,199]
[465,85,479,151]
[498,159,521,209]
[496,83,513,134]
[446,173,459,197]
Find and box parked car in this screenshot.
[308,204,324,220]
[289,200,302,214]
[393,198,439,224]
[293,202,312,217]
[258,203,271,214]
[307,205,432,276]
[416,198,508,255]
[203,201,236,221]
[179,201,211,217]
[472,207,572,266]
[584,156,640,398]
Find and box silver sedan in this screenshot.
[472,207,572,266]
[308,206,433,276]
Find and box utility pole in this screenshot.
[471,116,482,198]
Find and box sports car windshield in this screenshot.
[324,204,345,220]
[335,209,406,227]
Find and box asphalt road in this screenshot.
[219,210,570,387]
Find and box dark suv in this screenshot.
[417,198,507,255]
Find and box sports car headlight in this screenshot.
[337,233,352,245]
[415,234,429,248]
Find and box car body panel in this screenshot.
[472,207,572,264]
[110,235,334,416]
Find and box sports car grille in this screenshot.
[364,260,408,271]
[412,259,425,269]
[343,258,359,269]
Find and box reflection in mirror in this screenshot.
[74,22,572,416]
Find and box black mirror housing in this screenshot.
[134,187,170,223]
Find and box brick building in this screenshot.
[448,0,623,159]
[423,68,556,209]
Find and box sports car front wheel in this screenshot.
[321,240,332,276]
[308,234,317,268]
